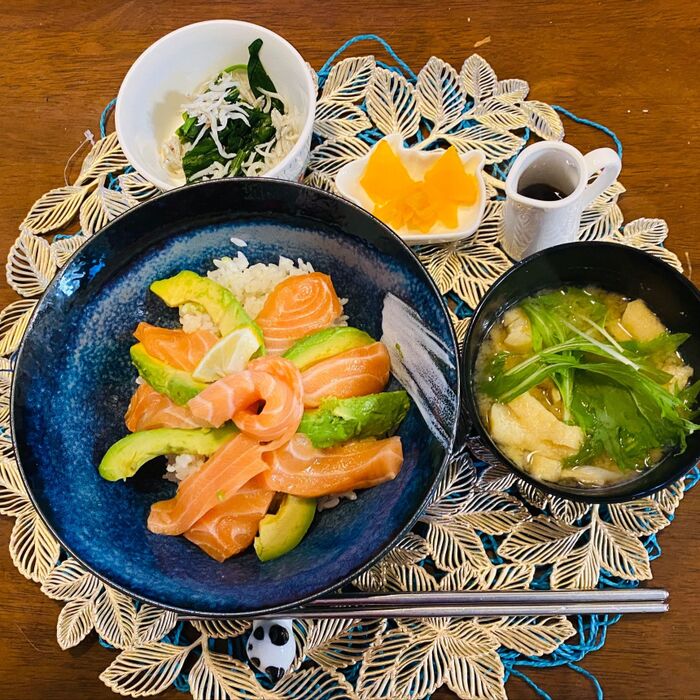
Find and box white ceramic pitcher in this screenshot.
[502,141,622,260]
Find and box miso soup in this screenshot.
[475,287,698,487]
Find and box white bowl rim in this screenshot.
[115,19,317,191]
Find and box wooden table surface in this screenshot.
[1,1,699,697]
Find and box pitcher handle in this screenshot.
[580,148,622,208]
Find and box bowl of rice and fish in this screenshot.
[12,179,459,615]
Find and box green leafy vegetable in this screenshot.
[680,380,700,416]
[520,288,608,420]
[181,136,228,180]
[480,334,672,406]
[247,38,284,113]
[621,332,691,358]
[567,374,661,470]
[567,368,698,471]
[180,107,276,180]
[176,113,201,143]
[223,86,240,104]
[228,148,249,177]
[480,350,578,405]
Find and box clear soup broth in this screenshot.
[475,287,698,488]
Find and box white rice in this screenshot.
[164,453,205,483]
[209,252,315,318]
[317,490,358,512]
[179,302,217,334]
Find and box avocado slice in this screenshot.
[150,270,264,343]
[254,494,316,561]
[99,425,236,481]
[283,326,374,370]
[130,343,206,405]
[298,391,410,448]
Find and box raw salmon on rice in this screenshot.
[147,433,268,536]
[301,342,391,408]
[255,273,342,354]
[187,356,304,442]
[184,476,274,562]
[107,262,411,563]
[134,322,219,371]
[125,382,210,432]
[262,434,403,498]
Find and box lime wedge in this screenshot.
[192,326,261,382]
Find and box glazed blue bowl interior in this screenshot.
[13,178,458,616]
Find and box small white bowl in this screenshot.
[335,134,487,245]
[116,20,316,190]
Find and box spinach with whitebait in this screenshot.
[161,39,297,182]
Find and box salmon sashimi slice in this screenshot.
[148,433,268,536]
[262,434,403,497]
[125,382,211,432]
[255,272,342,354]
[134,322,219,371]
[240,355,304,443]
[301,341,391,408]
[184,476,274,562]
[187,356,303,442]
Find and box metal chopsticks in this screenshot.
[252,589,669,619]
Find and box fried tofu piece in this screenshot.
[663,362,693,393]
[502,307,532,352]
[489,392,584,464]
[606,319,633,342]
[529,454,563,482]
[621,299,666,341]
[559,466,626,486]
[490,402,529,450]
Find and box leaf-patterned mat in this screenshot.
[0,36,696,699]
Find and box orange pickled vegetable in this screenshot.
[359,141,479,234]
[424,146,479,206]
[360,140,415,205]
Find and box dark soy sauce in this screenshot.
[518,182,571,201]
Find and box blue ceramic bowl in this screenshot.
[12,178,459,616]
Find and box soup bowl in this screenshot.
[11,178,459,616]
[462,241,700,503]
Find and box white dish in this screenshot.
[335,134,487,245]
[115,20,316,190]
